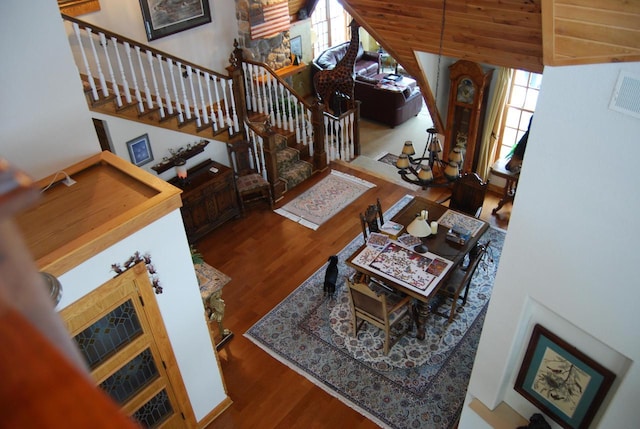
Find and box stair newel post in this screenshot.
[311,100,328,172]
[227,48,248,132]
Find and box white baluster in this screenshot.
[177,62,191,120]
[212,75,222,130]
[269,77,279,129]
[220,77,232,128]
[242,63,253,112]
[186,66,201,127]
[348,112,355,159]
[135,46,153,109]
[295,99,302,143]
[146,51,164,118]
[195,69,207,125]
[86,28,108,97]
[99,32,121,106]
[288,93,294,132]
[112,37,131,105]
[227,79,239,132]
[167,59,183,122]
[157,54,173,116]
[73,23,98,100]
[124,42,144,112]
[204,73,216,131]
[324,116,330,164]
[306,109,314,155]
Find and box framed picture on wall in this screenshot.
[514,324,615,429]
[290,36,302,58]
[138,0,212,41]
[126,134,154,166]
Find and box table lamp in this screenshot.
[406,210,430,253]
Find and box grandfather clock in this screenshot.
[444,60,493,173]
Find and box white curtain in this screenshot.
[477,67,512,181]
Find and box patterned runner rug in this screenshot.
[274,170,375,230]
[247,195,506,428]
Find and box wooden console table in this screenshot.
[169,159,240,242]
[195,262,233,350]
[490,158,519,215]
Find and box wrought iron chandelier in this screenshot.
[395,128,461,188]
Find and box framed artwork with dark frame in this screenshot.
[126,134,154,167]
[290,36,302,58]
[514,324,615,429]
[138,0,212,41]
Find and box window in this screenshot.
[496,70,542,160]
[310,0,351,57]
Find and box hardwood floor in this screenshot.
[201,162,511,428]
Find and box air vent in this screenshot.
[609,70,640,119]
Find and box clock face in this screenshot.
[456,78,475,104]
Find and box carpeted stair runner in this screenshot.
[274,135,312,190]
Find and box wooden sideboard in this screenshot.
[169,159,240,242]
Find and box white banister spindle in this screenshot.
[186,66,201,127]
[177,62,191,120]
[135,46,153,109]
[324,116,330,164]
[167,59,183,122]
[269,76,279,128]
[124,42,144,112]
[112,37,131,105]
[220,77,232,128]
[204,73,216,130]
[348,112,355,159]
[227,79,239,131]
[196,70,208,125]
[305,109,313,156]
[242,63,253,111]
[157,54,173,116]
[146,51,164,118]
[99,32,121,106]
[295,99,302,143]
[212,75,222,130]
[287,92,294,132]
[86,28,108,97]
[73,23,98,101]
[249,65,259,112]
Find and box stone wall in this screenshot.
[236,0,292,70]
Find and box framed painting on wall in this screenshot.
[138,0,212,41]
[126,134,154,167]
[514,324,616,429]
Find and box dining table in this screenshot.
[346,196,490,340]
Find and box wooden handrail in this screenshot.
[61,14,229,82]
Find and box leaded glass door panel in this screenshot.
[60,262,195,428]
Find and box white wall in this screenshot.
[1,0,100,179]
[80,0,238,72]
[460,61,640,428]
[59,210,227,422]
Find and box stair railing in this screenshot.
[61,14,239,135]
[230,43,360,171]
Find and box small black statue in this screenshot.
[517,413,551,429]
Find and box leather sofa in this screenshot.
[311,42,423,127]
[311,41,380,79]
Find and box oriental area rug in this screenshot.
[274,170,375,230]
[247,195,506,428]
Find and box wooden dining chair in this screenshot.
[346,273,412,355]
[359,198,384,240]
[432,241,490,323]
[226,140,273,215]
[439,172,488,218]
